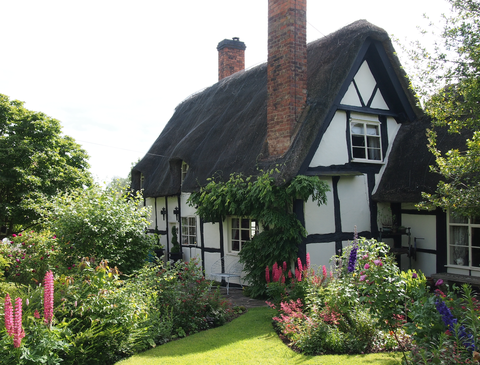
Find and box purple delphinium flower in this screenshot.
[347,226,359,273]
[348,246,357,273]
[435,298,475,351]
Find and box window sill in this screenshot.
[350,159,385,165]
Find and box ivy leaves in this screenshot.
[188,169,330,297]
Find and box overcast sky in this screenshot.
[0,0,451,184]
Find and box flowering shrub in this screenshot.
[405,283,480,364]
[267,237,418,355]
[0,231,59,285]
[152,258,237,337]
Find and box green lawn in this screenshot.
[116,307,403,365]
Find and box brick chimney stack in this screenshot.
[217,37,246,81]
[267,0,307,157]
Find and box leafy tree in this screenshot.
[405,0,480,217]
[45,184,155,275]
[0,94,92,235]
[188,170,329,297]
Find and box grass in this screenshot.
[116,307,403,365]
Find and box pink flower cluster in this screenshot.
[3,271,55,349]
[3,294,25,348]
[44,271,54,325]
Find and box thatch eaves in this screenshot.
[133,20,420,197]
[372,116,471,203]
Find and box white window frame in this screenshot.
[181,162,189,184]
[447,211,480,269]
[349,113,383,163]
[229,217,258,253]
[181,216,197,246]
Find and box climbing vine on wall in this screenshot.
[188,169,330,298]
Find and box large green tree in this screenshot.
[0,94,92,234]
[407,0,480,217]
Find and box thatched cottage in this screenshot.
[133,0,474,285]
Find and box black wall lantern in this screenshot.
[160,207,167,221]
[173,207,180,221]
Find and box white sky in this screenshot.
[0,0,451,184]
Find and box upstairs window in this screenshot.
[230,217,258,253]
[350,114,382,162]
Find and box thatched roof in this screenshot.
[373,116,471,202]
[133,20,420,197]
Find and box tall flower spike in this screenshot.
[306,253,310,270]
[4,294,14,337]
[13,297,24,348]
[265,265,270,283]
[297,257,303,272]
[44,271,54,325]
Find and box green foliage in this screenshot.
[170,226,180,254]
[405,283,480,364]
[403,0,480,217]
[0,231,59,285]
[45,184,155,275]
[269,238,419,355]
[0,94,92,234]
[188,169,329,297]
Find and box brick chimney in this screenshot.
[217,37,246,81]
[267,0,307,157]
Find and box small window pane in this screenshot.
[450,212,468,224]
[450,245,468,266]
[352,135,365,147]
[353,147,366,159]
[232,229,239,240]
[232,240,240,251]
[351,123,364,134]
[366,125,379,136]
[232,218,239,229]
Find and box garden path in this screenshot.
[218,286,268,308]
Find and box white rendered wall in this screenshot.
[309,111,349,167]
[339,175,371,232]
[305,177,335,235]
[307,242,337,271]
[341,61,389,110]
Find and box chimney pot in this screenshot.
[217,38,246,81]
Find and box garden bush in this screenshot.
[45,184,156,275]
[405,282,480,364]
[0,257,240,365]
[0,230,59,285]
[267,235,418,355]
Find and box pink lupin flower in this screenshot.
[297,257,303,272]
[295,267,302,282]
[322,265,327,278]
[283,261,287,272]
[265,266,270,283]
[44,271,54,325]
[13,297,24,348]
[34,310,40,319]
[4,294,14,336]
[306,253,310,270]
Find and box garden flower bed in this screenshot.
[264,232,480,364]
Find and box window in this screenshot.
[448,212,480,268]
[230,217,258,253]
[181,162,189,184]
[181,216,197,245]
[350,114,382,162]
